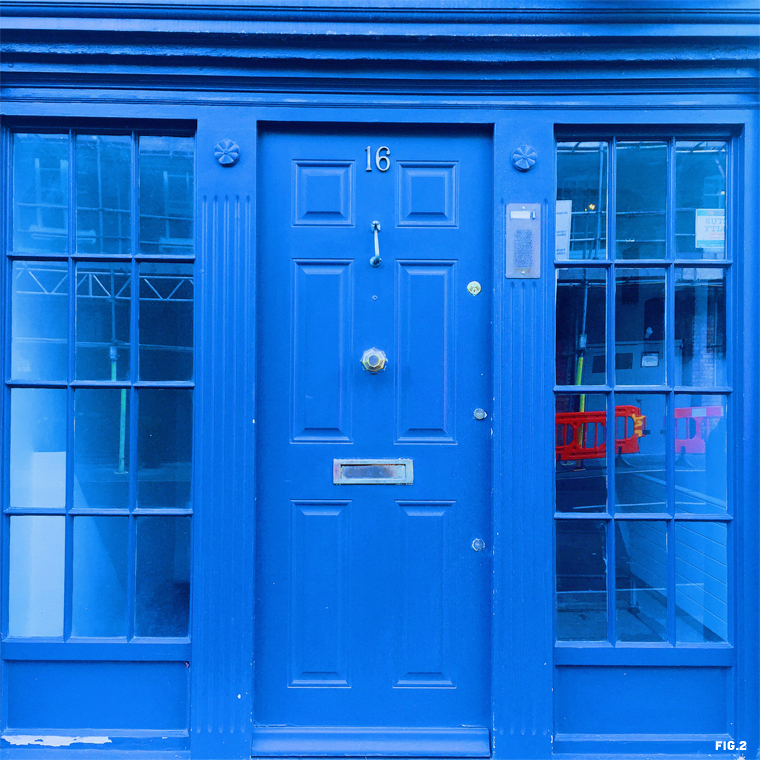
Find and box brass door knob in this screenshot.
[361,348,387,373]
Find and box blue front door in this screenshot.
[254,125,493,756]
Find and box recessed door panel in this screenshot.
[289,501,350,686]
[255,125,492,756]
[395,501,455,687]
[292,261,353,441]
[397,261,456,441]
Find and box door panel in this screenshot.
[255,125,492,755]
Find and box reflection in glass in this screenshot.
[675,268,726,387]
[74,390,130,508]
[138,389,192,508]
[10,388,67,509]
[676,142,727,259]
[614,394,667,513]
[12,261,68,381]
[9,516,65,637]
[76,263,131,380]
[556,268,606,385]
[615,268,666,385]
[76,135,131,255]
[72,517,128,637]
[556,520,607,640]
[135,516,191,637]
[13,133,69,254]
[555,394,607,513]
[139,136,194,255]
[616,520,667,641]
[139,263,193,380]
[556,142,607,260]
[616,142,667,259]
[675,394,727,513]
[676,521,727,642]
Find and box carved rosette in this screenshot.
[214,139,240,167]
[511,144,538,172]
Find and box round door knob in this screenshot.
[361,348,387,374]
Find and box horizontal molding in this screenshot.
[554,643,735,667]
[2,96,757,113]
[2,71,758,97]
[553,733,734,757]
[1,641,191,661]
[0,1,758,30]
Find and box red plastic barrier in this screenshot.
[674,405,723,455]
[556,405,646,462]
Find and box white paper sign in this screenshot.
[695,209,725,249]
[555,200,572,260]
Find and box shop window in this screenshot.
[555,138,730,645]
[6,130,194,642]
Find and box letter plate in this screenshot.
[333,459,414,485]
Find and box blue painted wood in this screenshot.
[6,661,188,730]
[254,125,492,749]
[251,726,490,757]
[490,120,555,760]
[555,665,729,735]
[1,641,189,661]
[0,4,757,759]
[735,107,760,760]
[188,117,257,760]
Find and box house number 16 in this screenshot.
[365,145,391,172]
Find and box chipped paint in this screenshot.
[2,735,112,747]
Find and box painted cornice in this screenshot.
[1,0,759,39]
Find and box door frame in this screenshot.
[0,96,754,760]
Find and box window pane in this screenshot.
[675,394,727,514]
[13,133,69,254]
[614,394,667,513]
[556,142,608,260]
[12,260,68,381]
[72,516,128,637]
[675,268,726,387]
[616,141,667,259]
[139,136,194,255]
[616,520,667,642]
[76,262,131,380]
[9,515,65,637]
[676,521,727,642]
[135,516,191,637]
[615,268,666,385]
[556,268,606,385]
[556,520,607,640]
[10,388,67,509]
[138,389,192,508]
[676,141,727,260]
[555,394,607,513]
[139,263,193,380]
[74,389,130,509]
[76,135,131,255]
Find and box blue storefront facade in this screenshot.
[0,3,758,759]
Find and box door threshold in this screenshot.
[251,726,490,757]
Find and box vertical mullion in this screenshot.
[2,128,12,643]
[666,139,677,644]
[63,130,76,641]
[126,131,139,640]
[606,139,617,644]
[725,139,735,650]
